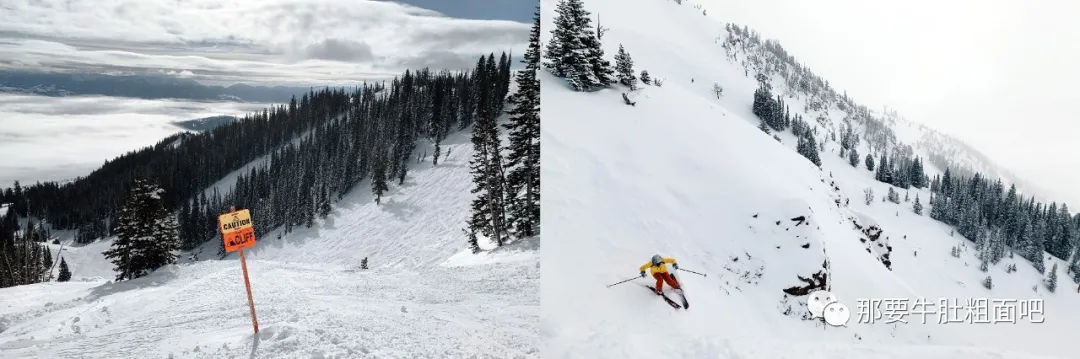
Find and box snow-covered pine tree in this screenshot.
[361,257,369,270]
[848,147,859,167]
[876,152,890,183]
[102,178,181,281]
[796,134,821,167]
[581,17,615,88]
[640,70,651,85]
[372,147,389,205]
[913,194,923,215]
[865,153,875,171]
[887,187,900,204]
[1046,262,1058,292]
[57,257,71,282]
[983,276,993,289]
[503,7,542,239]
[466,61,510,248]
[712,83,723,98]
[545,0,597,90]
[614,44,637,89]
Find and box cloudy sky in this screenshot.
[0,0,533,87]
[708,0,1080,204]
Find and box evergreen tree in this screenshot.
[360,257,368,270]
[876,152,890,183]
[466,73,510,248]
[101,178,180,281]
[57,257,71,282]
[913,194,923,215]
[865,153,875,171]
[796,134,822,167]
[503,7,542,239]
[887,187,900,204]
[640,70,651,85]
[1046,262,1058,292]
[372,149,389,205]
[614,44,637,89]
[848,147,859,167]
[758,120,770,134]
[544,0,607,90]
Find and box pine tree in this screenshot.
[466,74,510,248]
[848,147,859,167]
[796,134,821,167]
[57,257,71,282]
[545,0,596,90]
[360,257,369,270]
[913,194,923,215]
[102,178,181,281]
[865,153,875,171]
[982,275,993,289]
[876,152,890,183]
[372,148,389,205]
[640,70,651,85]
[614,44,637,89]
[503,7,542,239]
[1046,262,1058,292]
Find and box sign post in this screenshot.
[218,207,259,334]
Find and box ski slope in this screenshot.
[540,0,1080,358]
[0,126,540,358]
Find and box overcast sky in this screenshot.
[708,0,1080,205]
[0,0,531,87]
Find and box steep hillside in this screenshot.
[541,0,1079,358]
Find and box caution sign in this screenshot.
[218,209,256,253]
[219,209,253,234]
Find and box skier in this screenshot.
[640,254,681,294]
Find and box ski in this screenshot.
[671,273,690,309]
[675,288,689,309]
[643,285,681,309]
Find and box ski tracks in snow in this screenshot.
[0,257,539,358]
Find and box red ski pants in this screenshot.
[653,272,680,292]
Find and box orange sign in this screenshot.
[225,227,256,252]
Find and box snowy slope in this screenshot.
[540,0,1079,358]
[0,120,539,358]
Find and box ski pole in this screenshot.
[606,276,640,288]
[677,268,707,277]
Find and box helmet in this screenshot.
[651,254,663,266]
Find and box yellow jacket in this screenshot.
[640,257,677,274]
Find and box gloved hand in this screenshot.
[672,263,679,270]
[640,271,646,278]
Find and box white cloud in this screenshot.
[0,0,530,86]
[0,93,270,188]
[704,0,1080,205]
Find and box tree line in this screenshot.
[466,7,542,252]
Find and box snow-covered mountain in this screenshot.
[0,83,539,358]
[540,0,1079,358]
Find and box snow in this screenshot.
[0,93,270,189]
[0,114,539,357]
[540,0,1080,358]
